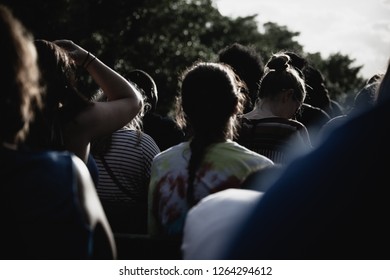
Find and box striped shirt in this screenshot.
[237,117,312,164]
[94,128,160,204]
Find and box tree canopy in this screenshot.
[5,0,365,113]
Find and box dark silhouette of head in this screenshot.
[284,51,307,77]
[218,43,264,112]
[352,81,379,114]
[175,61,246,206]
[176,61,245,140]
[303,65,331,110]
[126,69,158,114]
[259,53,306,105]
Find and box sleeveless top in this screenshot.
[0,146,93,259]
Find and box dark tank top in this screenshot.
[0,147,93,259]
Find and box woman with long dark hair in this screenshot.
[148,62,273,248]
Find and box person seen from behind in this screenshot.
[91,69,161,235]
[0,4,116,259]
[148,62,274,255]
[127,69,186,151]
[224,59,390,260]
[237,52,312,164]
[25,39,143,185]
[217,42,264,113]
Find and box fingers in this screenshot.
[53,40,87,65]
[53,39,76,51]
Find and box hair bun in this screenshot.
[266,54,290,72]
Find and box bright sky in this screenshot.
[215,0,390,79]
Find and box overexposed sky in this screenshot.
[215,0,390,79]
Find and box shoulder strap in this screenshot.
[99,156,133,197]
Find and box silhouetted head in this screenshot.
[284,51,307,76]
[259,53,306,105]
[218,43,264,112]
[0,5,42,144]
[176,61,246,207]
[351,81,379,114]
[175,61,246,141]
[34,39,88,111]
[126,69,158,113]
[303,65,331,110]
[352,72,384,111]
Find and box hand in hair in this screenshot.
[54,40,92,67]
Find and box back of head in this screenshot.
[218,43,264,110]
[0,5,41,144]
[34,39,83,109]
[126,69,158,113]
[24,39,91,150]
[259,53,306,104]
[177,61,246,207]
[303,65,331,109]
[351,81,379,115]
[178,61,245,140]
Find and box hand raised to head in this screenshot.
[54,39,89,66]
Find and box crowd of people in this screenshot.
[2,3,390,260]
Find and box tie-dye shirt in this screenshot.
[148,140,274,236]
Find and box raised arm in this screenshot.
[54,39,143,137]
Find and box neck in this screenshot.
[244,100,278,119]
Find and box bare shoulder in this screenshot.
[71,154,117,259]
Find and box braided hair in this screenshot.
[174,61,246,206]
